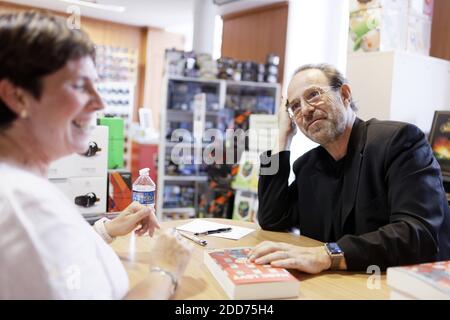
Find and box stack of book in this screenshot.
[387,260,450,299]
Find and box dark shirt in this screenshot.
[315,147,346,242]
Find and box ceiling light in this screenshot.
[57,0,126,13]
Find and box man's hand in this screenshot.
[274,96,296,154]
[248,241,331,274]
[105,201,160,238]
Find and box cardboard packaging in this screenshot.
[348,0,434,55]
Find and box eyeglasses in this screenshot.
[285,86,337,118]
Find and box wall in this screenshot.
[282,0,350,178]
[143,28,185,131]
[221,2,288,86]
[347,51,450,134]
[430,0,450,62]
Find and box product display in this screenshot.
[231,151,260,193]
[166,50,280,84]
[348,0,434,55]
[96,44,138,82]
[168,80,220,111]
[216,58,232,80]
[197,53,218,79]
[265,54,280,83]
[74,192,100,208]
[204,247,300,299]
[99,117,125,169]
[232,190,258,223]
[49,126,109,215]
[95,43,137,171]
[158,58,279,220]
[248,114,278,154]
[429,111,450,176]
[163,185,195,208]
[107,170,132,212]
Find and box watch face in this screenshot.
[326,243,343,255]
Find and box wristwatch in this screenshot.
[150,267,178,296]
[324,242,344,270]
[94,217,115,244]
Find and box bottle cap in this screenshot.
[139,168,150,176]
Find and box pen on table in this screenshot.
[179,232,208,246]
[194,227,232,236]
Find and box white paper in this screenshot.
[176,219,254,240]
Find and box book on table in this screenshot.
[387,260,450,300]
[204,247,299,300]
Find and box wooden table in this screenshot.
[111,218,391,300]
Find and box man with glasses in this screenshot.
[248,63,450,274]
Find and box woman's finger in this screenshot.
[148,208,160,229]
[130,208,150,224]
[125,201,143,214]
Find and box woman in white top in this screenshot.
[0,11,192,299]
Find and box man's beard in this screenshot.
[299,109,346,145]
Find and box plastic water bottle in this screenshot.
[132,168,156,209]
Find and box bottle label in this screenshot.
[132,191,155,205]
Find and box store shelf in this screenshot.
[157,74,280,221]
[168,75,222,85]
[225,79,281,89]
[162,207,195,214]
[164,175,208,182]
[165,141,212,148]
[168,75,278,89]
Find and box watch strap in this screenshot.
[150,267,178,295]
[94,217,115,244]
[325,243,344,271]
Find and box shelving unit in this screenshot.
[157,75,280,221]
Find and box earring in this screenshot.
[20,109,28,118]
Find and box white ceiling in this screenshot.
[3,0,285,28]
[3,0,195,28]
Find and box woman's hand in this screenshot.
[105,201,160,238]
[124,229,193,300]
[248,241,332,274]
[148,230,193,280]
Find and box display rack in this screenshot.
[157,75,280,221]
[95,44,138,170]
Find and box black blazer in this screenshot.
[258,118,450,270]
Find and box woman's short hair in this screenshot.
[0,11,96,128]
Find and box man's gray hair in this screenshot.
[293,63,357,111]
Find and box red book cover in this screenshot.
[209,248,297,284]
[387,260,450,299]
[204,247,299,299]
